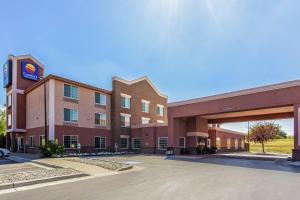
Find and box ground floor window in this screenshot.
[64,135,78,148]
[179,137,185,148]
[158,137,168,150]
[120,138,129,149]
[216,137,221,149]
[29,136,35,147]
[39,135,45,146]
[95,136,106,149]
[227,138,231,149]
[132,138,141,149]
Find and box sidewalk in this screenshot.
[212,152,289,161]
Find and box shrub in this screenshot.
[39,140,65,157]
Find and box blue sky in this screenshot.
[0,0,299,134]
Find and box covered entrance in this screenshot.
[168,79,300,160]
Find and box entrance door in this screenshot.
[17,137,24,152]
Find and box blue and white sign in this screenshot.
[21,61,39,81]
[3,60,12,88]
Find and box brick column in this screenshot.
[293,105,300,160]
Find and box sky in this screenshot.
[0,0,299,134]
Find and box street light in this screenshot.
[39,77,48,142]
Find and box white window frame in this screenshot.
[29,136,35,147]
[179,137,185,148]
[94,136,106,149]
[120,113,131,127]
[157,120,165,124]
[120,137,129,149]
[121,93,131,109]
[158,137,168,150]
[7,114,11,126]
[95,113,107,126]
[64,108,78,123]
[39,135,45,146]
[7,94,12,107]
[141,99,150,113]
[95,92,106,106]
[63,135,78,149]
[157,104,164,116]
[141,117,150,125]
[64,84,79,100]
[132,138,141,149]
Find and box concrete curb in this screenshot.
[0,173,89,191]
[31,160,63,169]
[211,154,287,161]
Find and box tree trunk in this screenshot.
[262,141,265,153]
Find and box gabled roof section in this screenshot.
[8,54,45,69]
[113,76,167,98]
[169,79,300,107]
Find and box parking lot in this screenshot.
[1,155,300,200]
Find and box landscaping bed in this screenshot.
[65,157,133,171]
[0,168,87,189]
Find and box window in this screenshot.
[142,100,150,113]
[121,93,131,109]
[235,139,239,149]
[7,114,11,126]
[29,136,35,147]
[157,120,165,124]
[95,92,106,105]
[64,135,78,148]
[216,137,221,150]
[39,135,45,146]
[7,94,11,107]
[120,138,129,149]
[132,138,141,149]
[120,113,131,127]
[179,137,185,148]
[64,84,78,99]
[158,137,168,150]
[227,138,231,149]
[157,104,164,116]
[95,136,106,149]
[95,113,106,126]
[64,108,78,123]
[141,117,150,125]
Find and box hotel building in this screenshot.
[4,54,247,155]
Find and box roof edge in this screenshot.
[113,76,168,98]
[169,79,300,107]
[8,54,45,69]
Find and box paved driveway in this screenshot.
[1,156,300,200]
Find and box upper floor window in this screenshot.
[157,120,165,124]
[95,92,106,105]
[120,113,131,127]
[7,94,11,107]
[121,93,131,109]
[95,113,107,126]
[157,104,164,116]
[141,100,150,113]
[64,84,78,99]
[7,114,11,126]
[141,117,150,125]
[64,108,78,123]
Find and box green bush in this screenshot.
[39,140,65,157]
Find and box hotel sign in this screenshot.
[21,61,39,81]
[3,60,12,88]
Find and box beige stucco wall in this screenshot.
[26,83,49,129]
[54,80,111,129]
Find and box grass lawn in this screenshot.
[249,138,294,155]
